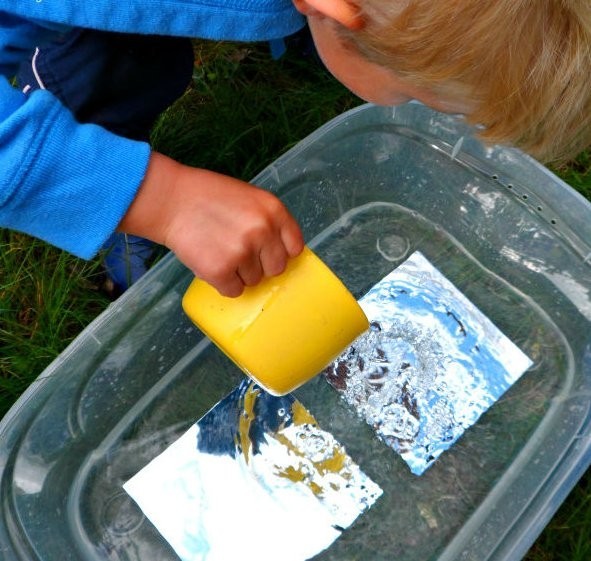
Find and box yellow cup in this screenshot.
[182,246,369,395]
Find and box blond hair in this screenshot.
[345,0,591,163]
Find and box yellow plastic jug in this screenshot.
[182,246,369,395]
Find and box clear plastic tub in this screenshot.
[1,103,590,561]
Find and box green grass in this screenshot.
[150,40,360,175]
[1,39,590,560]
[549,150,591,199]
[525,469,591,561]
[0,230,109,414]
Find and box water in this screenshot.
[123,380,382,561]
[324,251,532,475]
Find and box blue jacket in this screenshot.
[0,1,304,258]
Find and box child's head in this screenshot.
[295,0,591,163]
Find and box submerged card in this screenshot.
[324,251,533,475]
[124,379,382,561]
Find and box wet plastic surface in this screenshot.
[1,103,590,561]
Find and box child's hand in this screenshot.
[118,152,304,297]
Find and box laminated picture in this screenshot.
[124,379,382,561]
[324,251,533,475]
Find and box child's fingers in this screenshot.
[237,253,264,287]
[210,271,245,298]
[259,241,288,278]
[193,252,247,297]
[280,216,305,258]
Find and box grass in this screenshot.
[549,150,591,200]
[1,37,590,560]
[0,230,109,414]
[150,39,360,175]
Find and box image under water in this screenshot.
[123,379,382,561]
[324,251,533,475]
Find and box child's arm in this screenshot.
[0,15,152,259]
[118,152,305,297]
[0,13,303,295]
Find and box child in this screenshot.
[1,0,590,297]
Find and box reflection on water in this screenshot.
[124,380,382,561]
[324,251,533,475]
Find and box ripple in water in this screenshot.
[324,251,533,475]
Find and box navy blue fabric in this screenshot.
[17,29,194,141]
[101,233,157,294]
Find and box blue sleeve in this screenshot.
[0,12,151,259]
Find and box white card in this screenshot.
[124,380,382,561]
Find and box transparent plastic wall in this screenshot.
[0,103,589,561]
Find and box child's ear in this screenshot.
[292,0,364,30]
